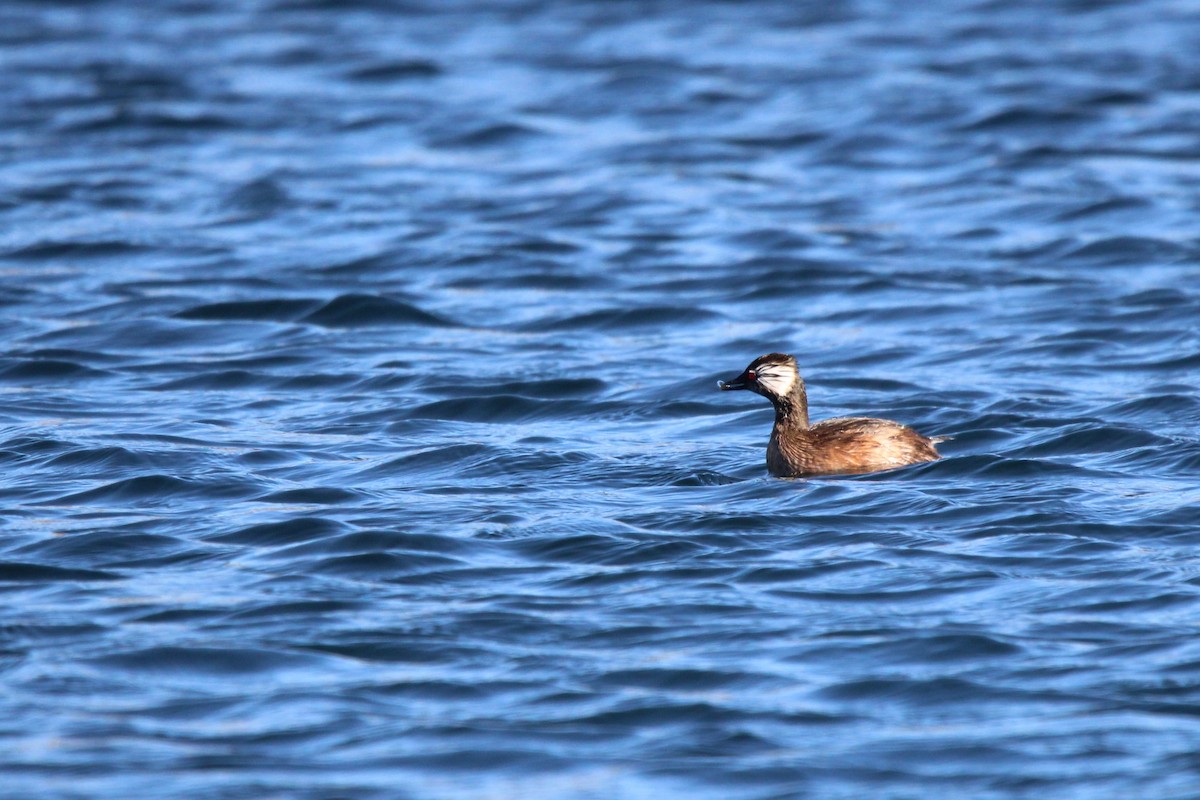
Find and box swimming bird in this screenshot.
[718,352,944,477]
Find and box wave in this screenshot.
[301,294,456,327]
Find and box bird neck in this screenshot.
[771,380,810,429]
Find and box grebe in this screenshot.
[718,353,944,477]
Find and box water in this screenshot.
[3,1,1200,797]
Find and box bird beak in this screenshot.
[717,370,751,391]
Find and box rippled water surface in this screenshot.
[4,1,1200,797]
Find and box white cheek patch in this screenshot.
[755,366,796,396]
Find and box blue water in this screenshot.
[3,1,1200,797]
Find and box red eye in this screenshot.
[747,370,757,381]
